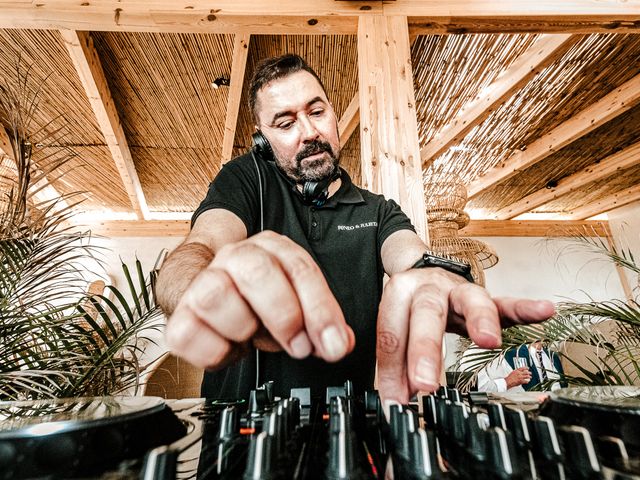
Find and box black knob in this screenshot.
[218,406,239,440]
[249,389,269,414]
[530,415,562,462]
[407,429,442,479]
[243,431,275,480]
[486,402,506,430]
[558,425,601,478]
[326,419,356,480]
[503,407,531,447]
[449,402,469,446]
[465,411,488,462]
[422,395,438,428]
[486,427,520,479]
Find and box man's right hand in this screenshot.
[164,230,355,370]
[506,367,532,388]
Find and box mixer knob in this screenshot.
[465,411,488,462]
[326,413,356,480]
[422,395,438,428]
[437,386,448,399]
[449,401,469,446]
[249,389,269,414]
[218,406,239,440]
[558,425,601,478]
[243,431,275,480]
[486,427,520,479]
[486,402,507,430]
[503,407,531,447]
[530,415,562,462]
[446,387,462,403]
[407,429,442,479]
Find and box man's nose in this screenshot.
[298,116,319,142]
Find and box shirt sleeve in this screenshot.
[191,157,260,235]
[476,358,511,393]
[377,197,416,250]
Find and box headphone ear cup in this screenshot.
[252,131,274,162]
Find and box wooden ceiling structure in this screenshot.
[1,1,640,238]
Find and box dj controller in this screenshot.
[1,382,640,479]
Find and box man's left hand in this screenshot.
[376,267,555,404]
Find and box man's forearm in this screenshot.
[155,241,214,316]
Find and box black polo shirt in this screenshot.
[192,153,415,399]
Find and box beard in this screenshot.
[286,140,340,182]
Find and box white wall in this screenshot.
[607,201,640,298]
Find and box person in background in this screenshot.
[154,53,556,404]
[475,340,564,392]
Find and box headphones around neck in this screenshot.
[251,131,338,207]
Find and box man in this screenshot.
[155,54,555,403]
[476,341,564,392]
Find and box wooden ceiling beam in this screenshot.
[420,34,577,169]
[1,1,639,33]
[60,29,149,220]
[82,218,609,237]
[468,72,640,198]
[494,141,640,220]
[221,33,250,164]
[561,184,640,220]
[338,93,360,147]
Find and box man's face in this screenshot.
[254,70,340,183]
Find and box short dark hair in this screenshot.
[248,54,328,124]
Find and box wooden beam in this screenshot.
[494,141,640,220]
[60,29,149,220]
[562,184,640,220]
[460,220,610,237]
[83,220,190,237]
[338,93,360,147]
[1,1,639,33]
[358,15,428,241]
[0,126,70,212]
[221,33,250,164]
[468,72,640,199]
[420,34,577,168]
[409,17,640,35]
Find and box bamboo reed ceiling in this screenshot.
[0,24,639,222]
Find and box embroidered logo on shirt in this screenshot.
[337,221,378,231]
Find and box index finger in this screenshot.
[250,232,355,362]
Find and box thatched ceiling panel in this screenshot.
[433,34,640,184]
[232,35,359,168]
[91,31,234,152]
[0,29,105,146]
[33,145,130,210]
[411,33,540,146]
[133,147,219,211]
[470,101,640,210]
[536,163,640,213]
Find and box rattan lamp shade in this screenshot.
[424,168,498,286]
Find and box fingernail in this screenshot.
[321,325,347,361]
[289,331,312,359]
[414,357,439,389]
[478,327,501,346]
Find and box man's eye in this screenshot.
[278,122,293,130]
[310,109,324,116]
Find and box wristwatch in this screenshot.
[411,252,475,283]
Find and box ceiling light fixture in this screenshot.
[211,77,231,89]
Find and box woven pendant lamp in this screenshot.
[424,167,498,286]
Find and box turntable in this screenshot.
[0,396,192,479]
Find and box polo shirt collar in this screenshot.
[324,168,364,207]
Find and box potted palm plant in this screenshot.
[0,63,162,400]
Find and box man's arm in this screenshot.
[155,209,247,316]
[376,228,556,404]
[158,208,355,371]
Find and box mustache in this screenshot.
[295,140,334,162]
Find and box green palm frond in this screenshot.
[0,61,162,400]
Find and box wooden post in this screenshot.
[357,15,428,242]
